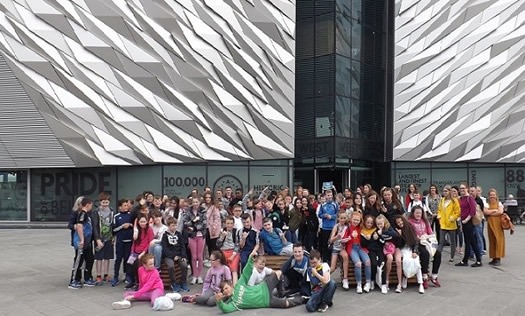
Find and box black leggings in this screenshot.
[206,231,218,257]
[418,245,442,275]
[318,229,332,262]
[368,249,386,284]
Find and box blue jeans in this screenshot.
[149,244,163,269]
[350,244,371,283]
[285,229,298,244]
[305,280,336,312]
[471,223,484,257]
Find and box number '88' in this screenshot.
[506,169,524,182]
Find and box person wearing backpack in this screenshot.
[69,197,96,289]
[216,216,240,285]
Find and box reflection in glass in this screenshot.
[336,55,351,97]
[352,20,361,60]
[351,61,361,99]
[336,96,351,137]
[315,14,335,57]
[335,13,351,57]
[0,171,27,221]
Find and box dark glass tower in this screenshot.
[294,0,393,191]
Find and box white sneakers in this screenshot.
[381,285,388,294]
[419,284,425,294]
[342,279,349,290]
[363,282,370,293]
[190,277,197,285]
[370,282,375,291]
[402,277,408,289]
[356,283,362,294]
[395,284,402,293]
[112,300,131,310]
[197,277,204,284]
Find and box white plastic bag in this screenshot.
[165,292,182,301]
[152,296,174,311]
[401,247,421,278]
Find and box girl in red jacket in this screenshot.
[344,212,371,293]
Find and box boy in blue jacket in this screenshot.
[111,199,133,286]
[317,190,339,261]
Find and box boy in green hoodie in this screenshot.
[215,253,304,313]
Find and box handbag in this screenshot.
[501,213,515,233]
[467,197,483,225]
[420,234,438,259]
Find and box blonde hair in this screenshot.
[488,188,499,208]
[375,214,390,230]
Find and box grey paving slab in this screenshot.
[0,227,524,315]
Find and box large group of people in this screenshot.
[67,182,510,312]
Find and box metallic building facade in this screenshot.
[394,0,525,162]
[0,0,295,168]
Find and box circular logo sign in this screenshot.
[213,174,243,194]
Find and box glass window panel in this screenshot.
[351,61,361,99]
[431,169,468,192]
[118,166,161,200]
[315,96,334,137]
[469,168,505,200]
[351,19,361,60]
[350,99,360,138]
[352,0,362,20]
[0,170,27,221]
[336,0,351,15]
[395,169,431,198]
[315,14,334,57]
[208,165,249,196]
[336,55,351,97]
[503,167,525,201]
[335,13,351,57]
[335,96,351,137]
[249,167,290,196]
[163,165,207,198]
[31,168,115,221]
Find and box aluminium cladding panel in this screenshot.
[0,0,295,168]
[393,0,525,163]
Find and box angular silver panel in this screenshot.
[0,0,295,167]
[394,0,525,162]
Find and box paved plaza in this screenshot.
[0,227,524,316]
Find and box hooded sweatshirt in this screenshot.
[217,257,271,313]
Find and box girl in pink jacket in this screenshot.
[112,254,165,309]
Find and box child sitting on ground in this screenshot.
[247,255,273,286]
[186,251,232,306]
[112,254,164,309]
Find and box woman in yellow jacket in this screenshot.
[437,185,461,263]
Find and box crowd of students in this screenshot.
[67,182,509,312]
